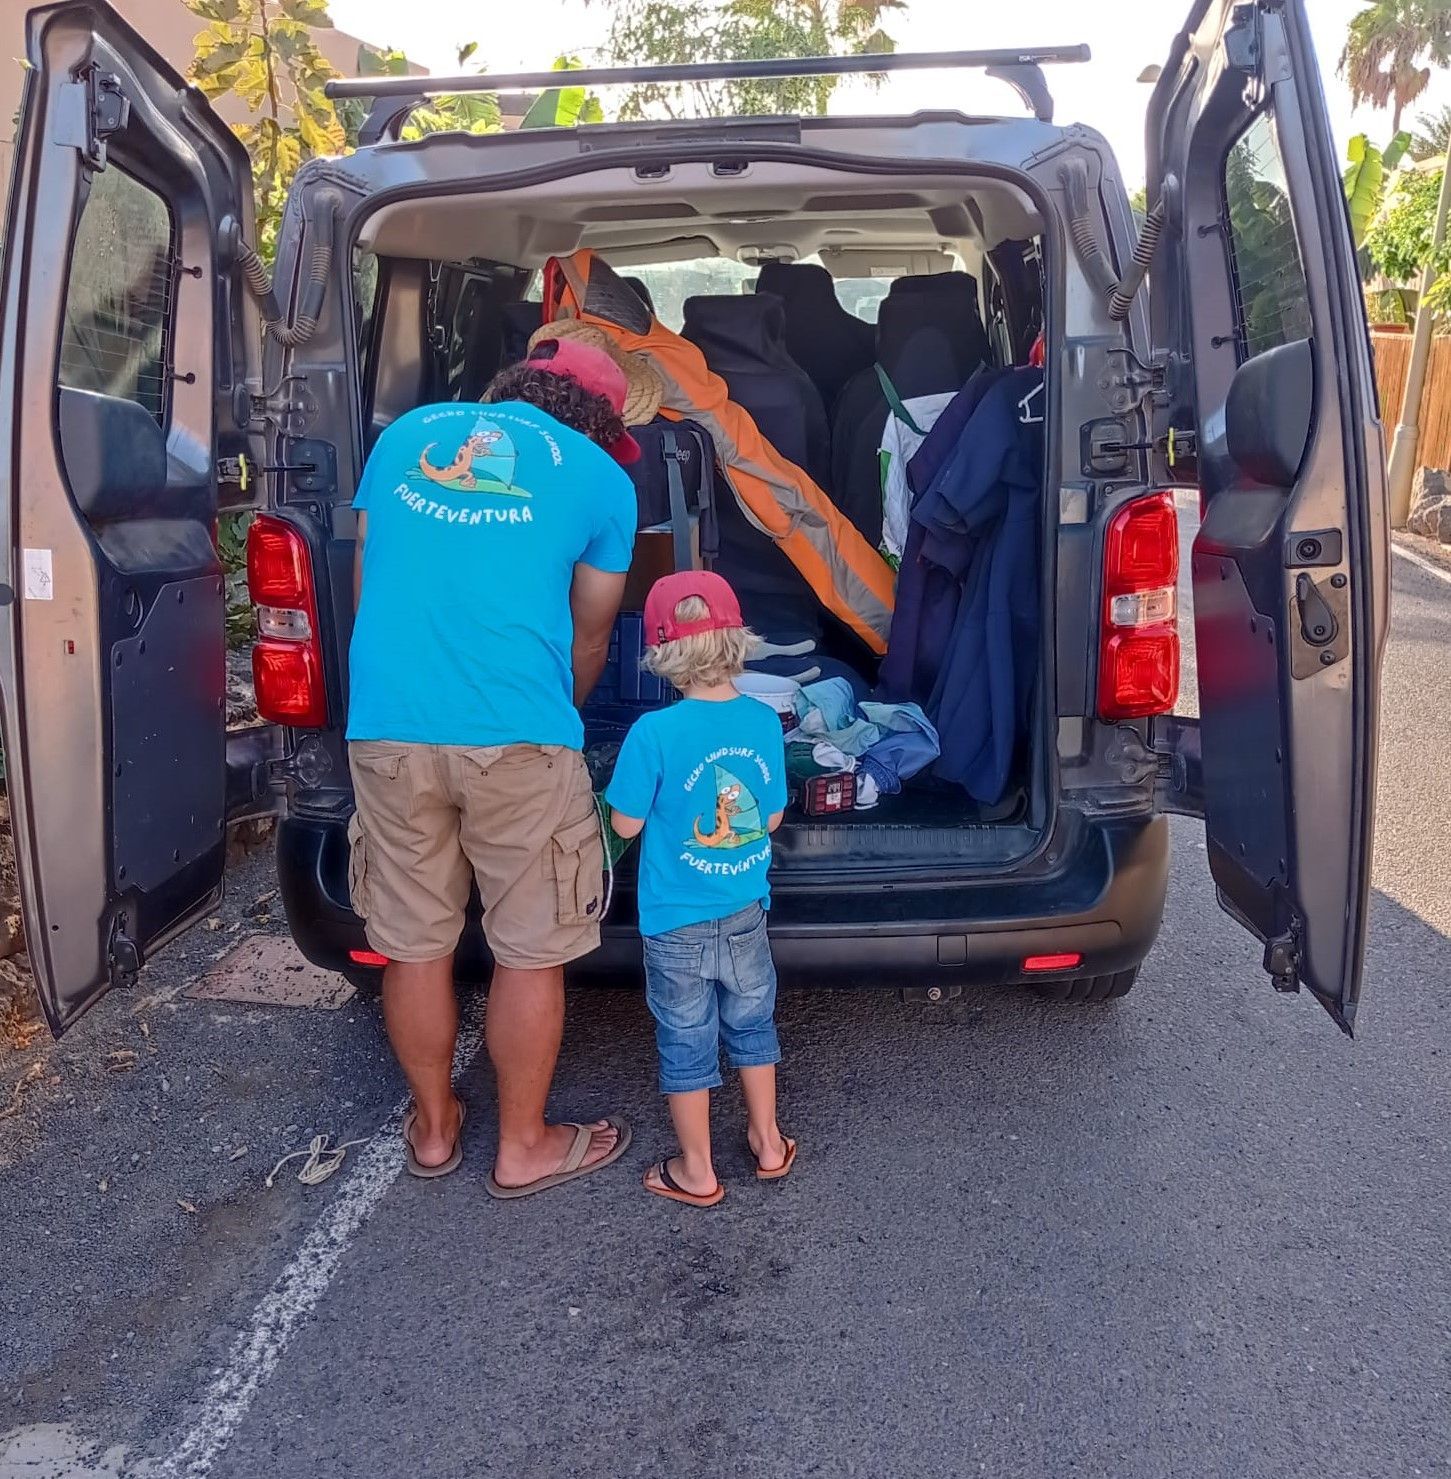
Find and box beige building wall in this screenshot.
[1,0,409,202]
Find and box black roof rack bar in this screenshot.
[325,44,1091,104]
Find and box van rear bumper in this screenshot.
[276,810,1170,990]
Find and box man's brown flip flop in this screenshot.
[753,1134,797,1182]
[643,1157,726,1209]
[485,1116,632,1200]
[403,1098,467,1180]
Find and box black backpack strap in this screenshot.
[661,424,695,571]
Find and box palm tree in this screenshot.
[1340,0,1451,136]
[1411,103,1451,161]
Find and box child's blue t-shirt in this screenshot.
[606,697,789,938]
[347,400,636,749]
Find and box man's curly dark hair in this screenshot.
[482,346,626,451]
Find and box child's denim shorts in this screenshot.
[642,902,780,1095]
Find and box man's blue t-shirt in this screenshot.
[347,401,636,749]
[606,697,788,937]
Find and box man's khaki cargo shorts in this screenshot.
[346,741,604,969]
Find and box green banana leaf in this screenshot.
[1344,130,1413,249]
[521,56,605,129]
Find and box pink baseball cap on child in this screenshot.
[644,571,744,644]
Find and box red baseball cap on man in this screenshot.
[644,570,745,645]
[525,337,642,466]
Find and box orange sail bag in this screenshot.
[541,250,896,655]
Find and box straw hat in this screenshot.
[528,316,664,426]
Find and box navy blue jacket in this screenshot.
[881,368,1042,804]
[879,367,1008,706]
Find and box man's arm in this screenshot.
[352,511,368,611]
[609,809,645,840]
[570,561,627,707]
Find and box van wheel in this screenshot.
[1027,967,1139,1004]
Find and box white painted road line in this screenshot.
[157,1014,485,1479]
[1392,538,1451,586]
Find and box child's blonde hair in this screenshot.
[643,595,754,691]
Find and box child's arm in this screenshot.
[767,810,784,834]
[604,721,659,843]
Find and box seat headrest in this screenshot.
[886,271,980,307]
[681,293,792,372]
[875,273,988,390]
[755,261,841,313]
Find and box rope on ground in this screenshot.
[265,1132,370,1188]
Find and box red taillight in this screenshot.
[1022,952,1083,973]
[1104,492,1178,591]
[247,515,311,607]
[247,515,327,727]
[252,642,327,727]
[1099,492,1181,721]
[348,949,389,968]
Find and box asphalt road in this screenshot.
[3,542,1451,1479]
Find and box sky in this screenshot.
[328,0,1451,186]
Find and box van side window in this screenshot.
[58,165,175,424]
[1222,112,1313,363]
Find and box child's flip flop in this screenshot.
[644,1157,726,1208]
[752,1134,797,1182]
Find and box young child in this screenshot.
[607,571,795,1208]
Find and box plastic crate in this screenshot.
[584,612,674,731]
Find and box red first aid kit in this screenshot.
[801,772,857,816]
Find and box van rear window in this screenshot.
[58,165,175,424]
[1222,111,1313,364]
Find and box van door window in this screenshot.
[58,165,175,424]
[1222,112,1313,363]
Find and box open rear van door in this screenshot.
[1146,0,1390,1033]
[0,2,261,1033]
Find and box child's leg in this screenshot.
[664,1089,715,1192]
[643,925,723,1196]
[738,1065,788,1172]
[716,905,788,1169]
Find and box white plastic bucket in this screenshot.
[734,672,801,728]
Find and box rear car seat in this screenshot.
[755,260,873,415]
[682,293,831,487]
[680,293,833,642]
[830,272,991,546]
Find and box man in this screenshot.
[347,337,644,1190]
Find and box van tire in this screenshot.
[1027,967,1139,1004]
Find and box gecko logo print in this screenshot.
[415,414,531,497]
[689,764,768,851]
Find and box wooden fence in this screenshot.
[1371,331,1451,474]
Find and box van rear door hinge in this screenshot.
[1147,715,1205,819]
[1099,347,1179,416]
[1264,926,1301,995]
[107,917,140,991]
[237,376,317,439]
[55,65,130,170]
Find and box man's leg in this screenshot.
[382,953,462,1170]
[486,962,619,1188]
[349,742,472,1171]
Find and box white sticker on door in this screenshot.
[22,548,54,601]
